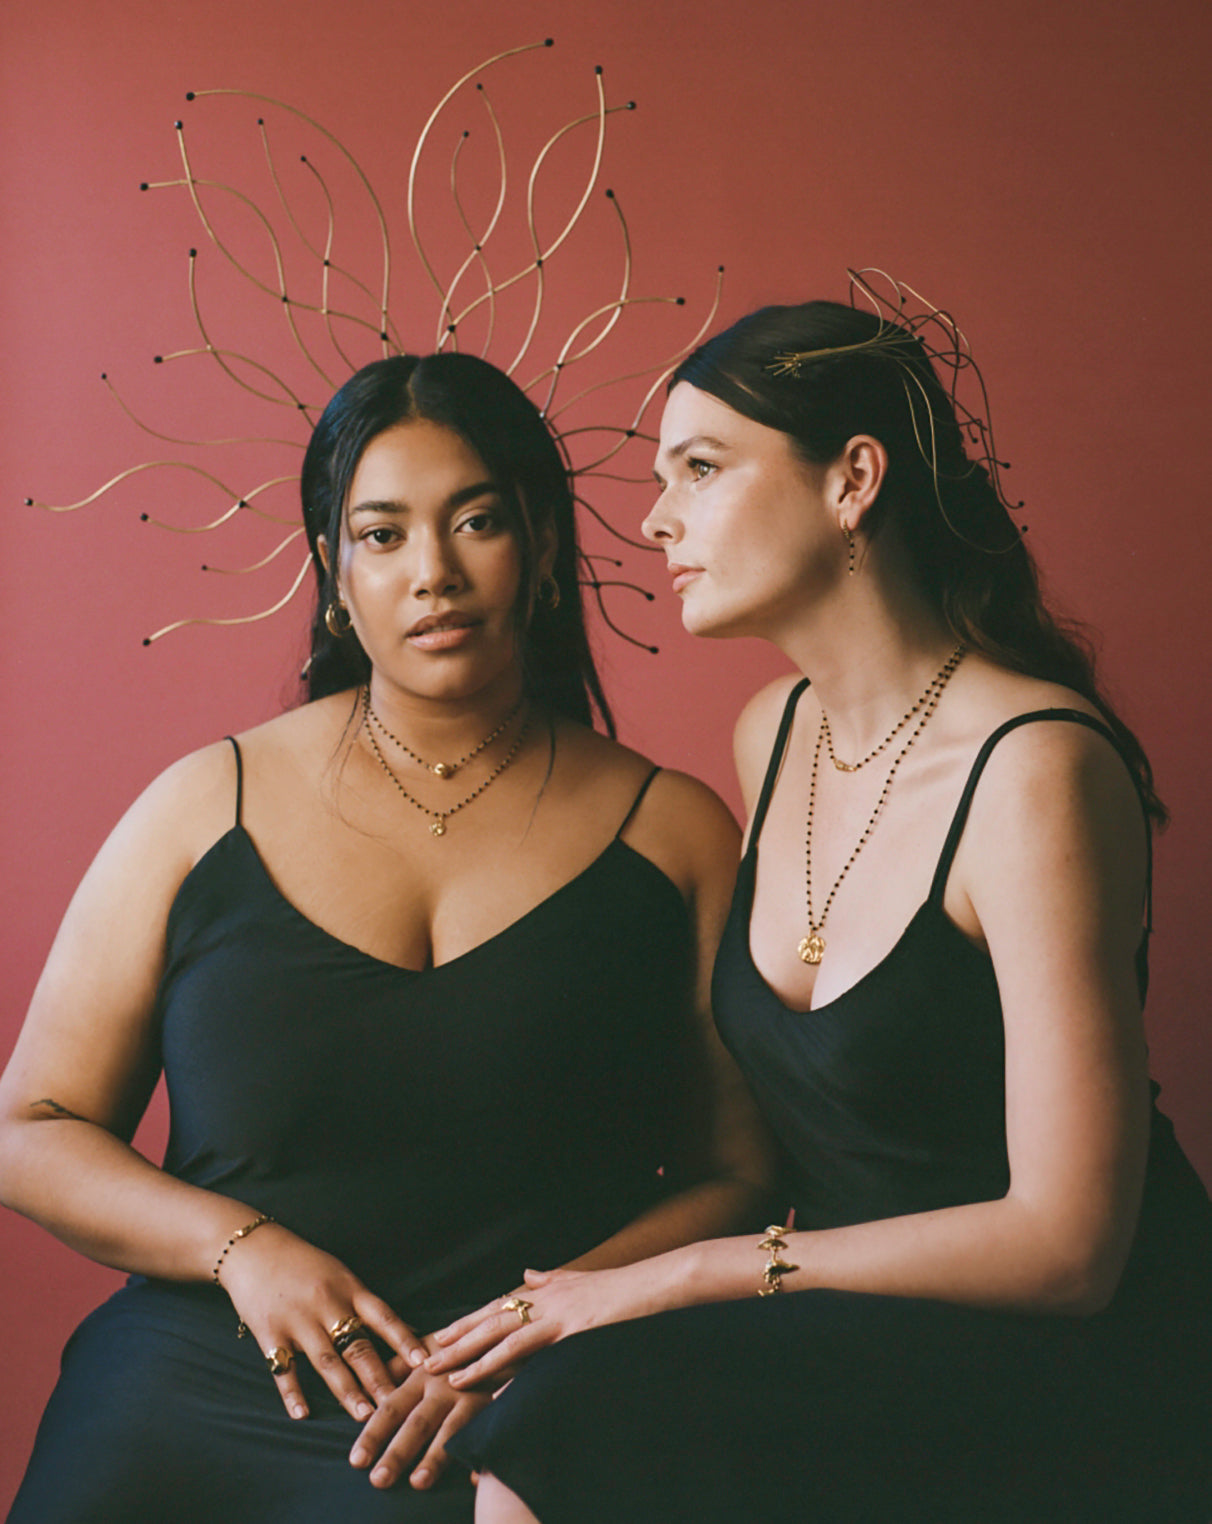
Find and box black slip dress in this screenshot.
[451,691,1212,1523]
[10,742,697,1524]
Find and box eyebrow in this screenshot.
[662,433,731,460]
[348,480,500,517]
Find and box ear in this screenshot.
[316,535,332,576]
[535,520,559,581]
[830,435,888,535]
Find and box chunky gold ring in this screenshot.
[265,1346,294,1377]
[329,1315,368,1354]
[500,1296,533,1326]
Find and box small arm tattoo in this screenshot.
[30,1097,89,1122]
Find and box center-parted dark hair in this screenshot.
[673,301,1164,824]
[300,352,613,735]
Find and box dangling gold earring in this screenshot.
[842,525,856,576]
[325,596,352,637]
[538,573,561,609]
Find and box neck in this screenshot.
[770,551,958,758]
[364,669,529,754]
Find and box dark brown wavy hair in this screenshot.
[672,300,1164,825]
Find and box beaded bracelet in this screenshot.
[757,1224,799,1296]
[212,1213,274,1337]
[212,1214,273,1287]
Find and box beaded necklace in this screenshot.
[360,688,530,837]
[798,646,965,965]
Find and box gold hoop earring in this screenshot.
[842,525,856,577]
[325,597,352,638]
[538,573,561,610]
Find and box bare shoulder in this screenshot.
[118,739,241,855]
[107,697,350,870]
[644,767,740,854]
[626,765,740,904]
[952,673,1147,916]
[559,723,740,893]
[970,705,1143,836]
[733,673,811,811]
[954,666,1132,798]
[230,691,358,765]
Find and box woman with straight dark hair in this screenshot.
[0,352,766,1521]
[433,296,1212,1522]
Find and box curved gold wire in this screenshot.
[99,372,305,451]
[140,475,299,532]
[144,553,313,644]
[188,88,394,351]
[438,88,509,353]
[29,460,266,515]
[442,101,635,352]
[174,127,337,390]
[257,118,402,360]
[178,247,319,413]
[202,527,307,574]
[527,186,632,414]
[548,263,724,434]
[407,40,554,306]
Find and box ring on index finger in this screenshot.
[329,1315,368,1353]
[265,1346,294,1377]
[500,1297,532,1326]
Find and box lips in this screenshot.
[406,610,477,637]
[666,562,703,594]
[406,611,480,649]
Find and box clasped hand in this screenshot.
[219,1222,491,1489]
[425,1263,643,1389]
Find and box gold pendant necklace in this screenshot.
[798,646,965,965]
[360,688,530,836]
[365,694,523,779]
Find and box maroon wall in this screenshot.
[3,0,1209,1505]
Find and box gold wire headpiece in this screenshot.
[27,41,723,652]
[768,267,1025,552]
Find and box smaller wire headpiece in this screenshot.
[768,267,1025,552]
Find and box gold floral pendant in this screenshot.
[430,817,447,837]
[797,933,825,965]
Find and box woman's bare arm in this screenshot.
[0,743,426,1422]
[428,720,1152,1385]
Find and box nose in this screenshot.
[641,486,679,545]
[411,531,464,599]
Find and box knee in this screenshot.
[475,1472,541,1523]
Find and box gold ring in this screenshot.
[265,1346,294,1377]
[500,1296,532,1326]
[329,1314,367,1353]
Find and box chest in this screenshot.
[747,742,977,1012]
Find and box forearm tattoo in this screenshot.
[30,1097,89,1122]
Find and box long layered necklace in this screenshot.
[360,688,530,837]
[798,645,965,965]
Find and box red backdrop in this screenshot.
[3,0,1209,1503]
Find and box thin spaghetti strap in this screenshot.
[225,736,244,828]
[615,767,661,839]
[746,679,811,853]
[927,709,1151,915]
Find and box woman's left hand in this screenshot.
[349,1338,491,1490]
[425,1264,652,1388]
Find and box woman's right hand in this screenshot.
[216,1220,428,1422]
